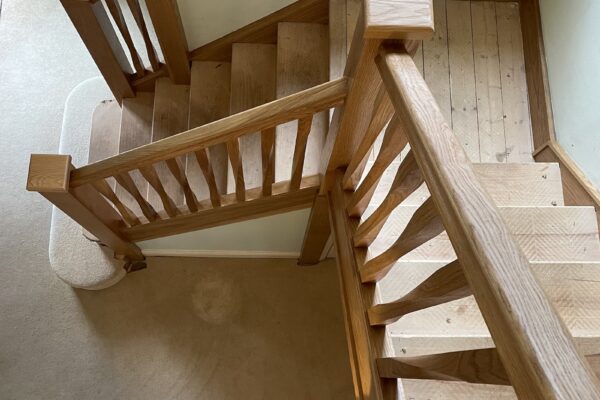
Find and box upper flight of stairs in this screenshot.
[89,22,329,215]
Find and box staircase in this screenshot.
[26,0,600,398]
[87,22,329,226]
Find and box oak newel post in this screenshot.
[26,154,144,263]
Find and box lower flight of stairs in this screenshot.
[88,22,329,216]
[361,158,600,398]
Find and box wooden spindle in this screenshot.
[261,127,276,196]
[368,260,470,325]
[377,348,510,385]
[165,158,199,213]
[290,116,313,190]
[92,178,141,226]
[354,151,423,246]
[360,197,444,283]
[227,139,246,202]
[193,149,221,207]
[342,84,394,190]
[125,0,160,71]
[139,164,179,218]
[347,115,408,217]
[105,0,145,77]
[115,172,160,222]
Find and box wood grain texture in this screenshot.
[447,0,479,162]
[139,163,180,218]
[520,0,555,151]
[368,260,469,325]
[260,127,276,196]
[472,1,505,163]
[27,154,71,193]
[114,172,160,222]
[535,141,600,228]
[377,44,600,399]
[165,158,198,213]
[192,149,221,207]
[226,139,245,202]
[123,175,320,242]
[401,379,516,399]
[367,205,600,264]
[60,0,134,101]
[354,151,423,247]
[275,22,328,183]
[187,61,231,198]
[149,78,189,209]
[343,84,394,190]
[92,178,141,226]
[377,348,509,385]
[298,194,331,265]
[88,100,121,168]
[328,169,393,400]
[28,155,143,260]
[346,116,408,217]
[126,0,160,71]
[117,93,154,217]
[105,0,144,76]
[384,262,600,358]
[290,116,313,190]
[364,0,435,40]
[497,1,533,162]
[367,161,564,211]
[229,43,277,194]
[71,78,348,187]
[329,0,347,81]
[144,0,190,83]
[189,0,328,62]
[360,197,444,283]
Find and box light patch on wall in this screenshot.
[176,0,296,50]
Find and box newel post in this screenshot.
[27,154,144,262]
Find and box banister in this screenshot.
[70,78,348,187]
[376,41,600,399]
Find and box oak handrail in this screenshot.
[70,78,348,187]
[376,42,600,399]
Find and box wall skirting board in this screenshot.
[142,249,301,258]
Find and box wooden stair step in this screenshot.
[363,161,564,208]
[275,22,328,183]
[148,77,190,211]
[187,61,231,201]
[378,262,600,357]
[228,43,277,194]
[367,206,600,263]
[400,379,516,399]
[115,92,154,216]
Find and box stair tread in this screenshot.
[378,262,600,357]
[363,161,564,208]
[275,22,329,182]
[116,93,154,216]
[88,99,121,166]
[400,379,516,399]
[368,205,600,263]
[228,43,277,193]
[187,61,231,200]
[148,77,190,210]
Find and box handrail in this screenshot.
[70,78,348,187]
[374,42,600,399]
[27,78,347,265]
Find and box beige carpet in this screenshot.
[0,0,353,398]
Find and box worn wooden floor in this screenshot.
[371,0,533,164]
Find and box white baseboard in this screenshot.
[141,249,301,259]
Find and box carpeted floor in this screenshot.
[0,1,353,398]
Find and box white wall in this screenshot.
[177,0,296,50]
[539,0,600,189]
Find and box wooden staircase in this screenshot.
[26,0,600,398]
[87,22,329,226]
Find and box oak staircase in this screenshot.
[26,0,600,398]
